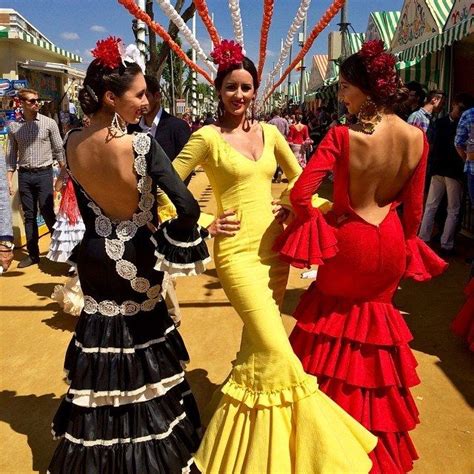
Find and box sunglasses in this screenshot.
[22,98,40,104]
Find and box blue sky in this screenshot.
[1,0,403,81]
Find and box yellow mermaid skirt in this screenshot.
[194,201,376,473]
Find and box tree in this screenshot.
[145,0,195,79]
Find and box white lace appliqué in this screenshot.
[83,133,160,315]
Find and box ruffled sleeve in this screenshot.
[273,127,341,268]
[145,135,210,276]
[401,131,448,281]
[152,222,211,276]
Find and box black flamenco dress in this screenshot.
[48,133,210,473]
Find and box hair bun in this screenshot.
[79,86,100,115]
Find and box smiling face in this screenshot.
[338,77,369,115]
[218,68,256,117]
[104,73,148,124]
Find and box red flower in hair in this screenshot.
[359,39,385,59]
[91,36,123,69]
[210,40,244,70]
[358,40,398,99]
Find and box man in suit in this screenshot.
[129,75,192,326]
[129,75,191,161]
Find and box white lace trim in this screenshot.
[163,225,204,248]
[69,372,185,407]
[131,277,151,293]
[73,326,175,353]
[83,295,161,316]
[154,252,210,276]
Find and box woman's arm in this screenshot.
[147,138,200,233]
[173,130,209,182]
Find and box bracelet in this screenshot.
[0,249,13,252]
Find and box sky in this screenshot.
[1,0,404,83]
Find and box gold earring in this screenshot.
[109,112,127,136]
[357,97,382,134]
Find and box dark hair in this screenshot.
[340,53,407,108]
[78,59,143,115]
[453,92,474,112]
[214,57,259,92]
[425,89,446,104]
[144,74,160,95]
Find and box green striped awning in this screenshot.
[399,15,473,60]
[367,11,401,48]
[1,28,82,62]
[428,0,453,27]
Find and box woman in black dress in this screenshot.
[48,38,209,473]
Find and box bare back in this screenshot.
[348,115,424,225]
[67,129,140,221]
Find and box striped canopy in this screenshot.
[366,11,401,47]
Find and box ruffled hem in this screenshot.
[294,288,414,346]
[152,224,210,276]
[220,374,319,409]
[52,381,199,440]
[273,211,338,269]
[195,374,376,474]
[291,329,420,389]
[369,431,418,473]
[47,248,78,263]
[64,330,189,403]
[49,383,200,474]
[51,276,83,316]
[451,278,474,351]
[404,237,448,281]
[318,377,419,433]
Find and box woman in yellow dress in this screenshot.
[172,42,377,473]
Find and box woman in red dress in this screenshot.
[451,277,474,351]
[275,40,448,473]
[287,114,312,168]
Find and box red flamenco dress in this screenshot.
[274,126,447,473]
[451,278,474,351]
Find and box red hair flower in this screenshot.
[91,36,123,69]
[359,39,398,99]
[359,39,385,59]
[210,39,244,70]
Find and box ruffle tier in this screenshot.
[290,289,420,473]
[64,314,190,407]
[195,374,377,474]
[51,276,84,316]
[47,218,85,262]
[152,223,211,276]
[273,210,338,268]
[404,237,448,282]
[49,383,200,474]
[451,278,474,351]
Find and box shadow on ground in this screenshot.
[395,257,474,407]
[0,390,60,474]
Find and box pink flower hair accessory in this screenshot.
[210,39,245,70]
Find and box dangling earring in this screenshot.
[357,97,382,134]
[251,99,256,124]
[217,98,225,121]
[109,112,127,136]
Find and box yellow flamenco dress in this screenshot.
[173,123,377,473]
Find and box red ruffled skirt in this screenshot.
[277,209,447,473]
[451,278,474,351]
[290,288,420,473]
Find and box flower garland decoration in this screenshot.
[265,0,345,101]
[359,39,398,99]
[228,0,245,50]
[257,0,275,81]
[117,0,213,84]
[261,0,312,100]
[91,36,123,69]
[155,0,217,74]
[193,0,221,47]
[210,39,244,70]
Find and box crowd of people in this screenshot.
[0,35,473,474]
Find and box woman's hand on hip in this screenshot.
[272,200,291,225]
[208,210,240,237]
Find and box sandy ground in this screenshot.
[0,168,473,473]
